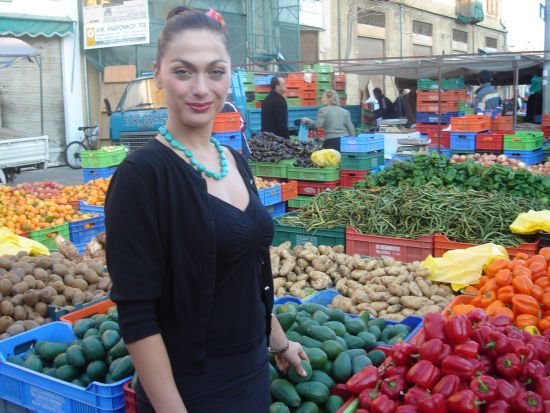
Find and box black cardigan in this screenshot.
[261,91,289,139]
[105,139,274,375]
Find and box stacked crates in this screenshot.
[339,134,384,188]
[334,73,346,105]
[286,161,340,210]
[212,112,242,152]
[449,115,491,156]
[503,131,546,165]
[81,146,126,184]
[305,64,333,105]
[474,116,514,154]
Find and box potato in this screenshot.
[11,282,29,295]
[71,279,88,292]
[350,270,367,281]
[333,245,344,254]
[6,324,25,336]
[270,255,280,277]
[387,296,400,305]
[388,284,408,297]
[35,257,52,270]
[368,292,390,302]
[13,306,26,321]
[401,308,416,317]
[0,257,12,270]
[23,320,39,331]
[0,316,13,333]
[22,275,36,289]
[416,305,442,316]
[275,287,286,297]
[311,275,331,290]
[415,277,432,297]
[386,304,403,314]
[34,302,48,317]
[10,294,24,306]
[72,291,85,305]
[296,274,309,282]
[408,281,423,297]
[312,256,331,272]
[365,307,378,317]
[401,296,431,310]
[350,290,369,305]
[369,269,385,278]
[0,300,14,317]
[430,295,449,303]
[34,280,45,290]
[51,263,69,276]
[97,277,111,291]
[365,260,377,271]
[384,314,405,322]
[278,258,296,276]
[23,289,40,306]
[39,286,57,304]
[370,301,389,311]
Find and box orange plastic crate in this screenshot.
[285,79,302,89]
[300,81,317,90]
[59,299,115,324]
[491,116,514,131]
[433,234,539,258]
[280,180,298,201]
[340,170,368,188]
[542,114,550,127]
[286,72,305,81]
[417,90,467,103]
[212,112,241,133]
[254,85,270,93]
[300,90,317,99]
[346,228,434,262]
[334,73,345,83]
[285,89,300,97]
[417,102,460,113]
[451,114,491,132]
[301,98,317,106]
[427,131,451,148]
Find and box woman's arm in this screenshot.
[270,316,308,376]
[345,111,354,135]
[128,335,188,413]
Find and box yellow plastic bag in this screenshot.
[311,149,341,167]
[422,243,508,291]
[0,227,49,256]
[509,210,550,235]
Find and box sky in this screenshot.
[502,0,545,51]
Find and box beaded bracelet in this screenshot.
[269,339,290,355]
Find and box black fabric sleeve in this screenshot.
[105,160,166,342]
[116,300,160,343]
[275,100,289,138]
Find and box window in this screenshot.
[357,8,385,28]
[413,20,433,37]
[486,0,500,17]
[485,37,497,49]
[453,29,468,44]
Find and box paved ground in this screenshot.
[9,166,84,186]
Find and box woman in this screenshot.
[301,89,354,151]
[105,7,306,413]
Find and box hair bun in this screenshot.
[166,6,194,21]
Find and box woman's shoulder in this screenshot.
[118,139,173,177]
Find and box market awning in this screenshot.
[0,37,41,69]
[0,13,74,38]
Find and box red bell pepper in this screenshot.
[346,365,381,394]
[530,337,550,361]
[478,354,494,375]
[358,384,382,409]
[536,377,550,401]
[522,360,545,385]
[445,314,472,344]
[467,308,488,324]
[356,410,369,413]
[371,394,397,413]
[471,325,491,349]
[396,405,418,413]
[454,340,479,359]
[507,338,530,362]
[467,357,485,376]
[392,342,418,366]
[485,330,510,357]
[488,314,513,328]
[424,312,448,342]
[432,374,460,398]
[485,400,511,413]
[441,355,475,380]
[469,375,497,402]
[496,378,518,403]
[495,353,523,378]
[404,386,430,406]
[419,339,450,366]
[416,393,446,413]
[545,401,550,413]
[381,375,406,400]
[385,364,408,378]
[406,360,440,389]
[447,390,485,413]
[513,391,544,413]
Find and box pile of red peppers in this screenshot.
[345,309,550,413]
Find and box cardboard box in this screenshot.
[103,65,136,83]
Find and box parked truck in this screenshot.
[0,129,49,184]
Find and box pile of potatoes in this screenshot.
[0,251,111,339]
[270,242,455,321]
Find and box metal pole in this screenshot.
[513,59,519,130]
[436,58,442,152]
[399,4,403,58]
[337,0,342,61]
[83,56,91,128]
[39,56,44,135]
[544,0,550,114]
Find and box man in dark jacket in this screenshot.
[374,87,397,121]
[261,76,289,139]
[474,70,501,114]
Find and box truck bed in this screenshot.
[0,128,49,169]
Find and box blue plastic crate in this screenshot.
[258,184,282,207]
[429,148,451,158]
[0,322,129,413]
[68,215,104,246]
[79,201,104,215]
[254,75,274,85]
[450,132,476,151]
[213,131,242,151]
[266,201,286,217]
[340,134,384,153]
[300,290,423,347]
[83,167,116,184]
[416,112,464,124]
[274,296,303,305]
[503,148,545,166]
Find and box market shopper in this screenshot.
[473,70,501,114]
[261,76,290,139]
[373,87,397,121]
[301,89,354,151]
[105,6,307,413]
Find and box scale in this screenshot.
[393,137,432,161]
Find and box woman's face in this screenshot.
[321,93,329,105]
[154,29,231,130]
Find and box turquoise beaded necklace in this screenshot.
[159,126,228,180]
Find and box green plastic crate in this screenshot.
[248,159,294,178]
[417,77,465,91]
[504,132,545,151]
[286,164,340,181]
[287,195,314,209]
[28,223,70,252]
[273,213,345,248]
[255,92,268,100]
[241,72,255,83]
[316,73,332,82]
[80,146,126,168]
[244,83,255,92]
[451,149,475,155]
[316,82,332,92]
[287,98,301,107]
[341,152,384,170]
[303,64,333,73]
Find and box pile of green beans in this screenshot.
[279,186,545,246]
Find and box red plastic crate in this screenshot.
[416,123,449,134]
[346,228,434,262]
[417,90,467,103]
[334,73,345,83]
[542,114,550,127]
[334,82,346,91]
[124,381,136,413]
[300,90,317,99]
[285,89,300,97]
[433,234,540,258]
[285,79,302,89]
[254,85,270,93]
[451,115,491,132]
[542,126,550,137]
[280,180,298,201]
[427,131,451,148]
[301,98,317,106]
[286,72,305,81]
[300,81,317,91]
[417,102,460,113]
[212,112,241,133]
[475,132,504,151]
[340,170,368,188]
[491,116,514,131]
[297,180,340,195]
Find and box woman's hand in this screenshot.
[301,117,311,124]
[274,340,309,376]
